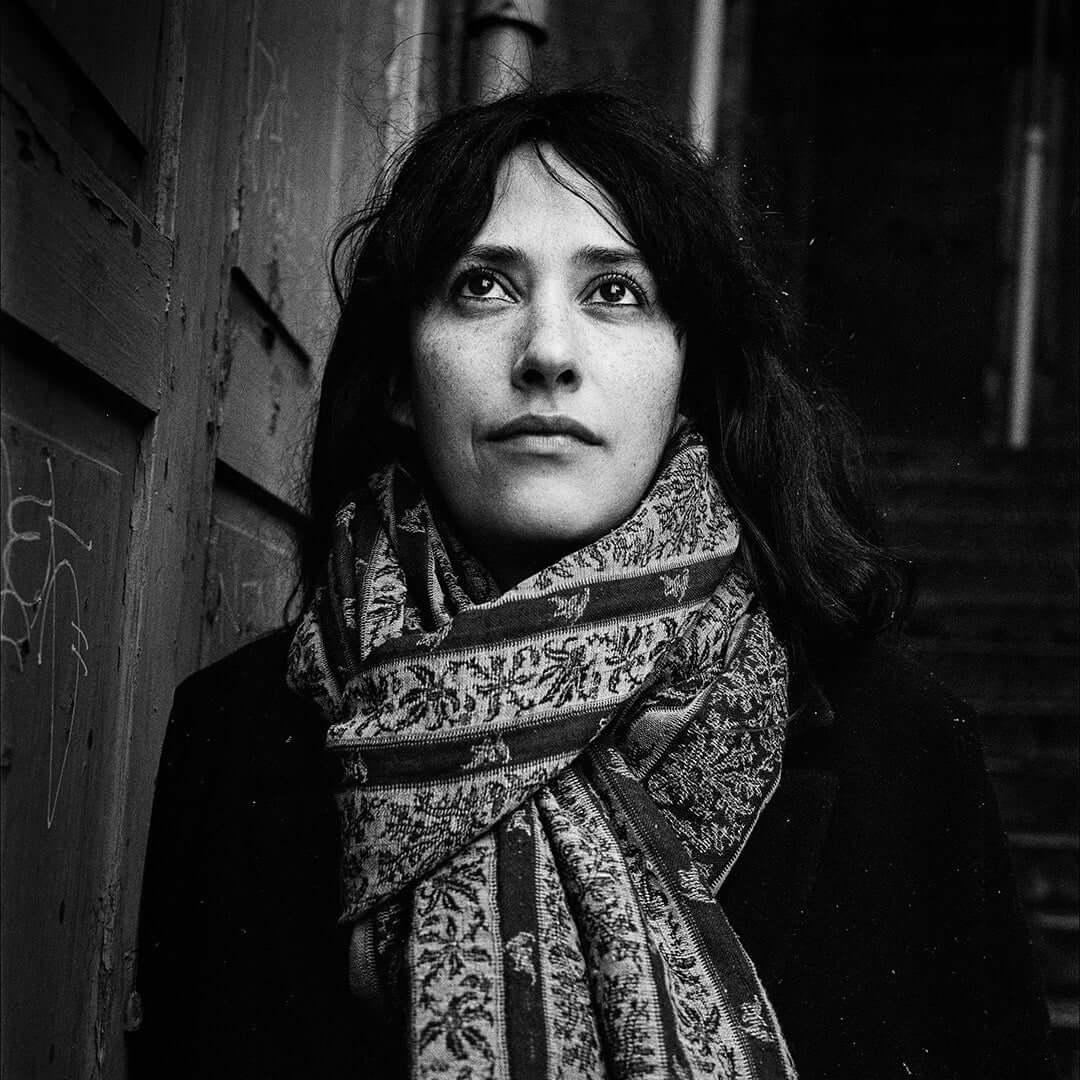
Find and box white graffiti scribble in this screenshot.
[249,40,310,277]
[214,567,294,649]
[216,572,271,642]
[1,437,92,829]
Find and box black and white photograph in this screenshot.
[1,1,1076,1077]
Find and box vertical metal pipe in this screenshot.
[688,0,727,155]
[465,0,548,104]
[385,0,429,155]
[1007,126,1047,448]
[1007,0,1049,449]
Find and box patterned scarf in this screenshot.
[288,429,797,1079]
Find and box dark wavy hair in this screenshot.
[303,87,909,663]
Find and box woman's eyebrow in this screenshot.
[456,243,648,273]
[457,242,527,266]
[573,244,648,271]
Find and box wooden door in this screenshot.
[2,3,184,1074]
[200,0,401,668]
[0,1,420,1075]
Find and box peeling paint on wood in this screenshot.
[0,79,172,414]
[237,0,390,360]
[217,274,313,511]
[2,2,403,1075]
[202,481,299,667]
[20,0,164,149]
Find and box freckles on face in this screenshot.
[405,145,686,587]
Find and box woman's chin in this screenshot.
[474,501,620,560]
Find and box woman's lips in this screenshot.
[487,414,602,445]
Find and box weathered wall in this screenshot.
[533,0,697,127]
[0,0,416,1074]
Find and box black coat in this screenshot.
[128,629,1054,1079]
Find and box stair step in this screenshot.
[1031,911,1080,994]
[987,746,1078,775]
[1048,1015,1079,1080]
[906,597,1078,643]
[878,478,1077,520]
[979,705,1077,768]
[870,437,1078,474]
[1048,999,1080,1031]
[1037,912,1080,934]
[884,512,1076,554]
[874,447,1077,480]
[913,641,1079,706]
[909,554,1078,600]
[1012,832,1080,851]
[988,767,1078,833]
[1010,834,1080,911]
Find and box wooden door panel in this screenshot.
[235,0,397,356]
[0,76,171,413]
[204,0,399,660]
[0,345,144,1080]
[1,6,175,1074]
[238,0,355,357]
[201,479,299,668]
[217,277,313,512]
[20,0,164,150]
[1,2,146,202]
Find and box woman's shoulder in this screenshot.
[816,635,973,723]
[174,626,294,707]
[162,626,324,770]
[805,636,987,804]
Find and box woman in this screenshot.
[131,89,1053,1079]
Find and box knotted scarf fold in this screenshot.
[288,429,797,1079]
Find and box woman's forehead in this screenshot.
[473,143,635,253]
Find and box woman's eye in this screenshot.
[454,269,513,302]
[586,276,644,306]
[463,272,495,296]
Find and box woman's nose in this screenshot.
[511,298,582,392]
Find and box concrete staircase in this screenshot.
[875,441,1079,1079]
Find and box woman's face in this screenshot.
[403,145,686,587]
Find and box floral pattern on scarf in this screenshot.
[288,429,798,1079]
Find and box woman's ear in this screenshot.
[386,371,416,430]
[388,395,415,430]
[675,340,693,431]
